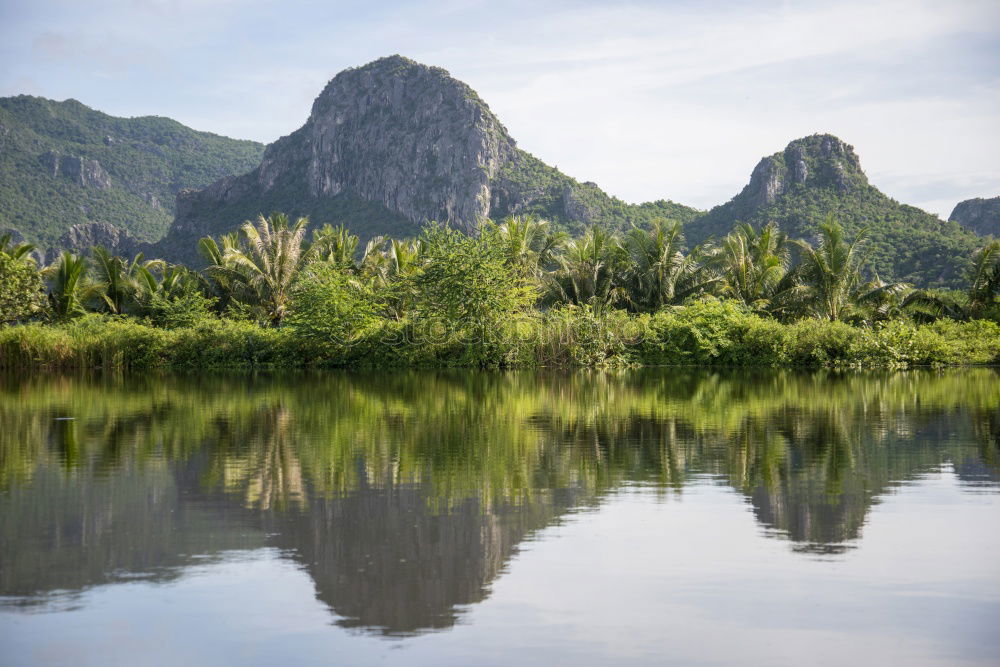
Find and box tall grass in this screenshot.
[2,303,998,371]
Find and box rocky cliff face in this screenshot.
[45,221,143,262]
[40,150,112,190]
[172,56,516,238]
[950,197,1000,237]
[160,55,697,261]
[740,134,866,209]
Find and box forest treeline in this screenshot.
[1,214,998,369]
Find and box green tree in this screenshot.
[904,240,1000,321]
[133,263,216,328]
[966,240,1000,318]
[0,252,45,324]
[413,223,535,337]
[311,224,360,273]
[622,218,717,311]
[490,215,565,281]
[548,226,626,312]
[199,213,316,326]
[716,222,794,313]
[285,263,380,349]
[44,252,97,321]
[90,247,164,315]
[359,237,423,320]
[793,216,889,321]
[0,233,36,261]
[197,232,241,311]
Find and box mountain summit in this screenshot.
[685,134,981,287]
[175,56,514,234]
[156,55,694,260]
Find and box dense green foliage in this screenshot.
[0,251,45,324]
[496,149,700,236]
[2,300,999,371]
[1,211,997,371]
[0,96,264,246]
[411,223,536,333]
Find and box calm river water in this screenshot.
[0,369,998,666]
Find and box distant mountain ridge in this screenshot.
[685,134,982,287]
[0,95,264,250]
[155,55,697,262]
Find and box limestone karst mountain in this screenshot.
[153,55,696,263]
[684,134,983,288]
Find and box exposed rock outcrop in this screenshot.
[950,197,1000,237]
[741,134,865,209]
[46,221,143,262]
[40,150,112,190]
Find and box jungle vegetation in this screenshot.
[1,213,998,370]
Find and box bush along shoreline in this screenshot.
[1,214,998,371]
[2,300,998,371]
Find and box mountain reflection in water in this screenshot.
[0,369,997,636]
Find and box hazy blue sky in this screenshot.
[1,0,998,217]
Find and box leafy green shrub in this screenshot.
[920,319,1000,365]
[783,319,863,366]
[640,299,753,365]
[412,223,535,339]
[65,315,172,369]
[142,290,217,329]
[0,254,46,324]
[535,305,638,367]
[0,323,74,368]
[169,319,297,368]
[284,264,381,365]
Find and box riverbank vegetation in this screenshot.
[0,215,998,370]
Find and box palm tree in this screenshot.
[490,215,565,280]
[311,224,360,272]
[903,240,1000,321]
[200,213,314,326]
[198,231,242,310]
[352,236,425,318]
[548,226,625,312]
[0,233,36,261]
[133,263,203,307]
[716,222,793,312]
[622,218,717,311]
[44,252,97,320]
[357,235,388,279]
[966,240,1000,318]
[90,247,164,314]
[793,216,880,321]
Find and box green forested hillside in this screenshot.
[496,149,700,236]
[684,135,982,288]
[0,96,264,247]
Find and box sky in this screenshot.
[1,0,998,218]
